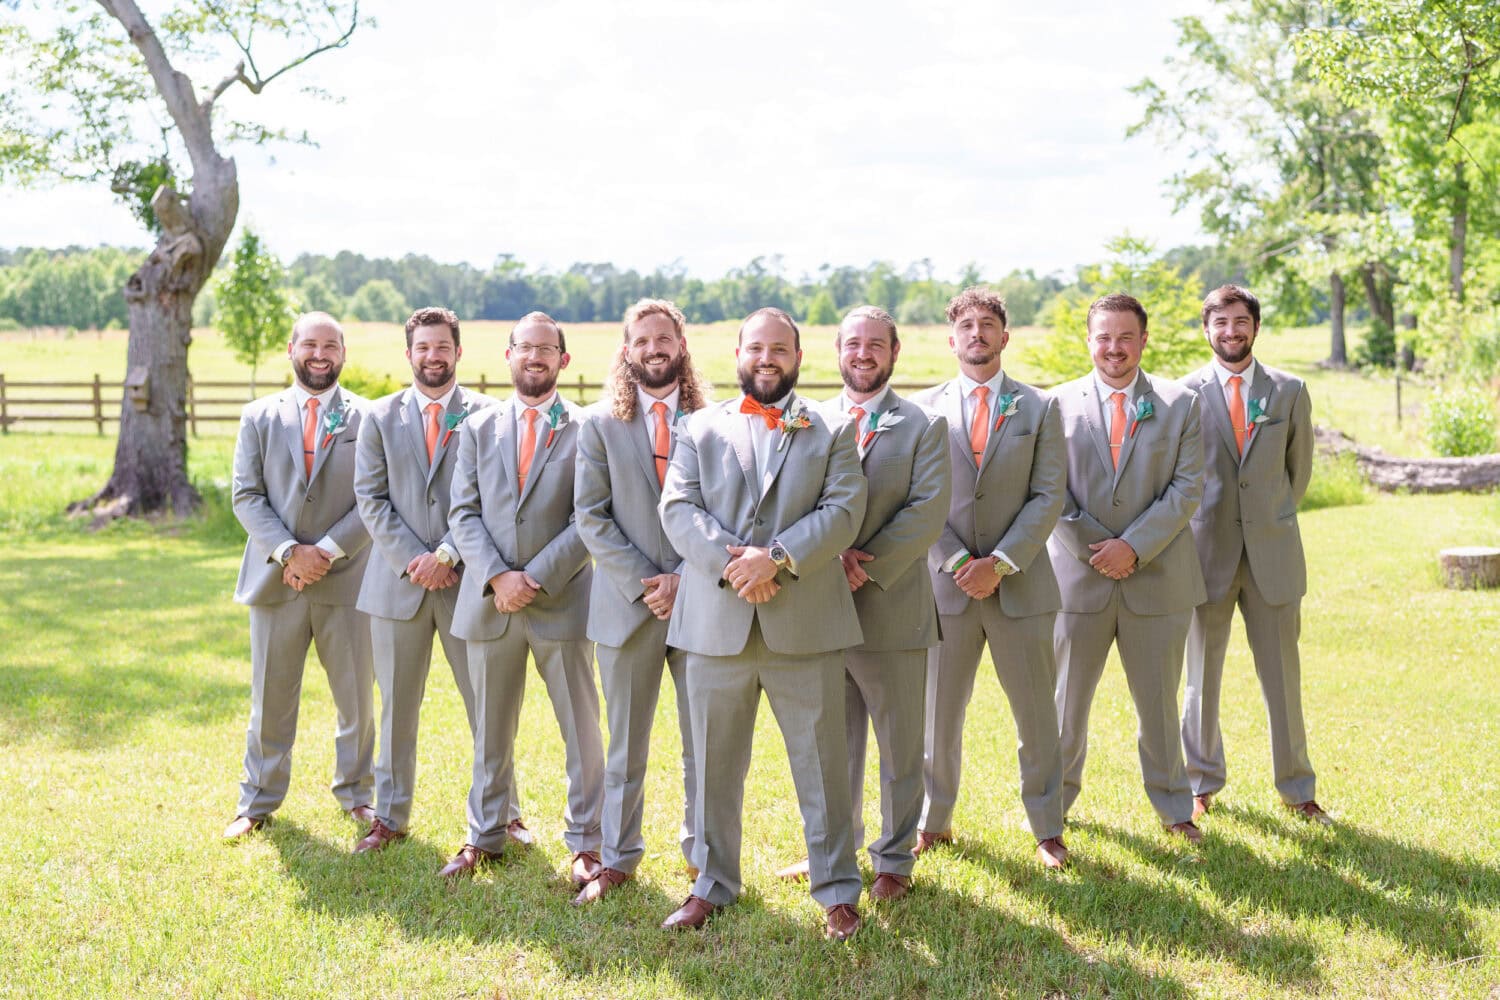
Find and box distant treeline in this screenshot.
[0,242,1321,332]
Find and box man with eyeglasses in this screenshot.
[445,312,604,883]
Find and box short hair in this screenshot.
[1201,284,1261,328]
[1086,293,1149,333]
[511,310,567,354]
[946,286,1008,327]
[290,311,343,345]
[404,307,461,348]
[738,306,801,351]
[622,298,686,340]
[837,305,900,347]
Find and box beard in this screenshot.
[957,342,997,367]
[626,351,686,391]
[738,361,799,405]
[511,363,558,399]
[839,358,893,396]
[1211,339,1252,366]
[293,357,342,392]
[412,361,454,389]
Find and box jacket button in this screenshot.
[305,495,315,503]
[755,517,764,526]
[975,492,984,500]
[1112,499,1121,507]
[1240,481,1250,489]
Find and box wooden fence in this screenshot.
[0,374,951,435]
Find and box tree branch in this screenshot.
[207,60,250,105]
[242,3,360,94]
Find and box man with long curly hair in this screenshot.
[572,298,711,904]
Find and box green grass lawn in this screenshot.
[2,423,1498,997]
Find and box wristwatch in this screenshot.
[768,542,790,569]
[434,548,456,568]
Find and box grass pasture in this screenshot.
[1,319,1497,997]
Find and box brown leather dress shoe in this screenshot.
[570,850,602,885]
[354,818,407,854]
[1192,793,1213,821]
[348,804,376,824]
[912,830,953,856]
[1165,821,1204,844]
[662,895,718,930]
[1286,800,1333,826]
[774,857,810,882]
[870,873,911,902]
[439,844,499,879]
[222,815,266,840]
[506,818,533,846]
[825,903,861,940]
[1036,836,1069,869]
[572,866,632,905]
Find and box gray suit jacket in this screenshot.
[914,376,1067,619]
[448,397,592,643]
[816,393,950,652]
[659,394,867,657]
[354,385,498,621]
[232,386,371,607]
[574,400,690,648]
[1182,362,1312,606]
[1046,371,1207,615]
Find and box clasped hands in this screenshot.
[641,572,680,620]
[282,544,334,592]
[1088,538,1138,580]
[406,551,458,591]
[723,545,779,604]
[489,569,543,613]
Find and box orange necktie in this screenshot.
[425,402,442,464]
[1227,374,1247,456]
[850,405,869,453]
[518,408,538,489]
[651,401,670,487]
[302,397,319,478]
[1109,391,1126,469]
[969,386,990,467]
[739,396,783,429]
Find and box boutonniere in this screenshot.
[439,404,470,447]
[1128,397,1154,438]
[991,392,1020,432]
[861,409,904,450]
[542,399,568,447]
[319,402,349,449]
[775,399,813,451]
[1246,396,1270,429]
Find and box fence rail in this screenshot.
[0,374,954,435]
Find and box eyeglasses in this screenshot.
[510,343,561,358]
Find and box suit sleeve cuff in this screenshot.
[437,542,461,567]
[316,535,346,561]
[272,539,296,565]
[990,549,1018,575]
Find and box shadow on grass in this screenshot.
[0,662,243,747]
[266,819,1188,998]
[958,828,1321,991]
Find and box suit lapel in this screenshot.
[1077,381,1115,478]
[726,402,759,497]
[938,381,969,468]
[758,394,797,496]
[279,391,307,486]
[399,389,429,476]
[1196,369,1241,464]
[307,387,344,486]
[1240,364,1274,464]
[625,407,661,495]
[517,399,562,509]
[427,388,468,486]
[977,374,1017,475]
[858,396,888,465]
[1112,375,1151,485]
[496,398,519,503]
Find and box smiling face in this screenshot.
[506,318,569,402]
[288,319,345,392]
[1204,301,1258,370]
[1087,308,1148,388]
[407,322,461,393]
[838,316,900,400]
[624,311,686,391]
[948,305,1008,377]
[736,313,801,405]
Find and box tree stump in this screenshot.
[1438,547,1500,589]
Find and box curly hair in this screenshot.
[945,286,1008,327]
[606,298,711,422]
[404,307,460,348]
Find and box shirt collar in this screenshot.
[1211,357,1258,387]
[839,383,891,415]
[743,390,793,416]
[293,383,339,411]
[515,391,559,416]
[957,368,1005,399]
[1093,369,1143,405]
[637,384,681,420]
[410,383,458,414]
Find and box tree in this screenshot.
[804,289,839,325]
[346,278,408,323]
[295,273,344,317]
[217,228,290,395]
[0,2,364,518]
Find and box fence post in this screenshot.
[93,373,104,435]
[1394,370,1402,430]
[576,373,586,404]
[188,371,199,438]
[478,373,488,394]
[0,373,7,434]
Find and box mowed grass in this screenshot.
[2,421,1499,998]
[2,318,1434,454]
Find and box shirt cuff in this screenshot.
[991,549,1019,575]
[941,550,972,574]
[436,542,461,566]
[272,539,296,565]
[316,535,346,561]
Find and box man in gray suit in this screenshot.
[659,307,868,940]
[912,287,1071,868]
[445,312,603,882]
[351,307,530,853]
[1180,285,1328,825]
[572,298,712,904]
[225,312,375,839]
[1048,293,1207,842]
[765,305,949,901]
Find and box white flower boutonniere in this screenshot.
[776,399,812,452]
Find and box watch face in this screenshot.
[770,545,788,564]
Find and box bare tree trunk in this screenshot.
[1361,263,1395,331]
[1450,160,1467,303]
[1328,271,1347,366]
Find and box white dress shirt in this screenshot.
[273,383,347,565]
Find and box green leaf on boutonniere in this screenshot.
[1128,397,1154,438]
[1247,396,1270,427]
[992,392,1020,431]
[543,399,568,446]
[440,405,470,446]
[319,404,348,449]
[776,399,813,451]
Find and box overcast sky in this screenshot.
[0,0,1208,281]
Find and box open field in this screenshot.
[1,320,1438,455]
[2,408,1499,997]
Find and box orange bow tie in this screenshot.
[740,396,783,430]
